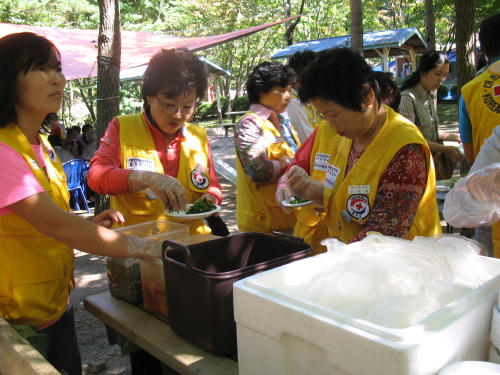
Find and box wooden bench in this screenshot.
[221,123,236,137]
[225,111,247,123]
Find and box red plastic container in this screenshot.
[162,232,312,355]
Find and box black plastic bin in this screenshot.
[162,232,312,355]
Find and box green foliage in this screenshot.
[195,97,229,120]
[450,84,459,98]
[0,0,99,28]
[437,84,449,100]
[394,77,406,86]
[119,81,143,115]
[5,0,500,126]
[232,96,249,111]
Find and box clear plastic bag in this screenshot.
[285,234,495,328]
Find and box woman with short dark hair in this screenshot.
[398,50,463,179]
[88,48,222,235]
[234,61,300,233]
[284,47,441,244]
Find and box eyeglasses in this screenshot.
[156,97,196,116]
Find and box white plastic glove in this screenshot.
[286,165,323,204]
[126,235,164,260]
[443,162,500,228]
[127,170,188,212]
[276,174,293,214]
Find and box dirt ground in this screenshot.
[72,105,461,374]
[72,127,237,375]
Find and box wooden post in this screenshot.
[214,76,223,125]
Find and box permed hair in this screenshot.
[141,48,208,109]
[298,47,380,112]
[374,72,401,111]
[0,32,62,129]
[479,13,500,62]
[288,49,316,77]
[399,50,450,92]
[246,62,297,104]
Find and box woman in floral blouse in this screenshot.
[234,61,300,233]
[279,47,441,246]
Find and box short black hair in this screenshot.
[400,51,450,92]
[0,32,61,129]
[246,62,296,104]
[479,13,500,61]
[298,47,379,112]
[82,123,93,133]
[288,49,316,77]
[141,48,208,110]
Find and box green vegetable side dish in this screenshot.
[449,173,467,189]
[289,196,310,205]
[185,198,217,214]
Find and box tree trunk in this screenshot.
[96,0,121,215]
[454,0,476,95]
[284,0,305,46]
[349,0,363,55]
[425,0,436,52]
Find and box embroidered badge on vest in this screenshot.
[46,146,57,163]
[347,194,370,221]
[191,170,210,189]
[481,76,500,114]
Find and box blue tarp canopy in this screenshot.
[271,27,427,60]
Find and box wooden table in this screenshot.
[218,111,247,137]
[0,317,60,375]
[84,292,238,375]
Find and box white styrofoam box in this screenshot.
[233,253,500,375]
[492,305,500,350]
[438,361,500,374]
[490,344,500,365]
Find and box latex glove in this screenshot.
[91,209,125,229]
[276,174,293,214]
[126,235,163,260]
[443,162,500,227]
[127,170,187,212]
[286,165,323,204]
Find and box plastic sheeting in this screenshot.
[285,234,494,328]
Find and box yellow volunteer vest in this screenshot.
[236,111,300,233]
[294,123,338,255]
[0,124,74,325]
[324,107,441,243]
[290,92,328,131]
[462,60,500,258]
[461,60,500,159]
[112,113,211,235]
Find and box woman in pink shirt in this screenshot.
[0,32,164,375]
[88,48,223,235]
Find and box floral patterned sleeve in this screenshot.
[350,143,428,243]
[234,115,276,183]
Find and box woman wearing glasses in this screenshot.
[88,48,222,235]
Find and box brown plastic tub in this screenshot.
[162,232,312,355]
